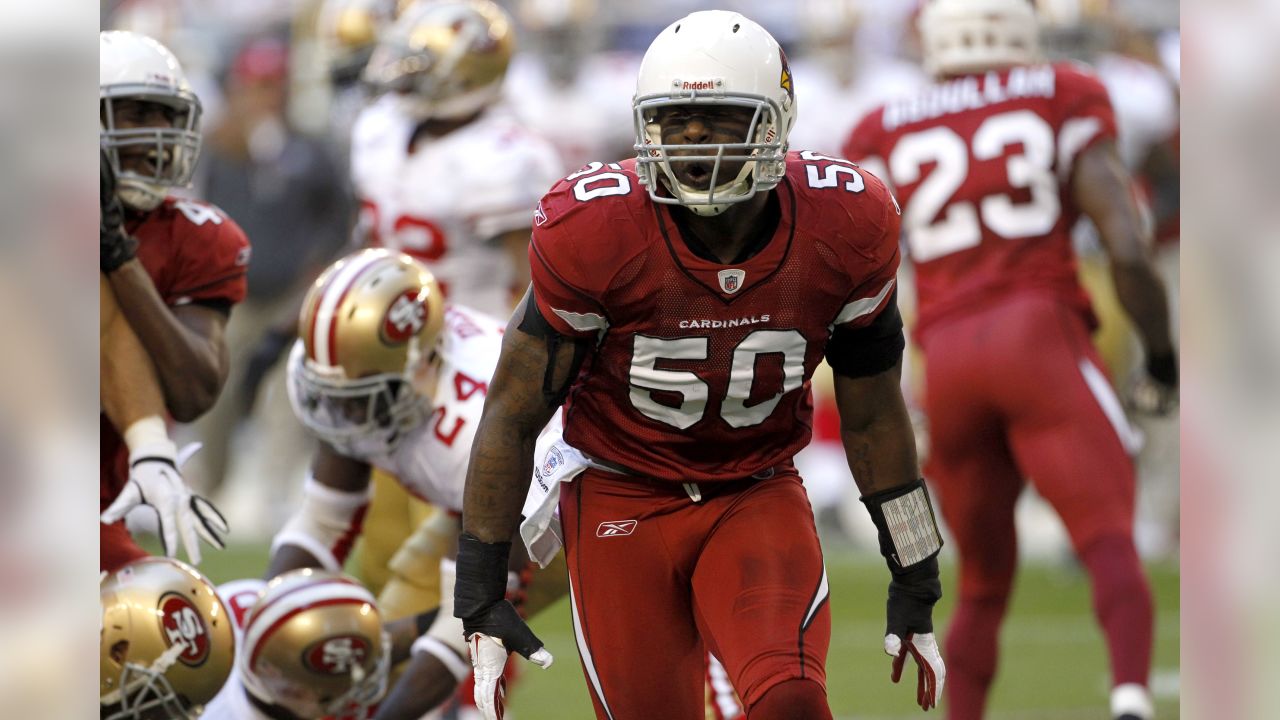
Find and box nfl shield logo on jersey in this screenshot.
[717,269,746,295]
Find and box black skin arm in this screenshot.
[833,358,920,495]
[264,442,373,579]
[462,287,586,542]
[106,258,230,422]
[371,653,458,720]
[1073,139,1176,361]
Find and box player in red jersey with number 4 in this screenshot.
[100,31,248,571]
[843,2,1177,719]
[454,10,945,720]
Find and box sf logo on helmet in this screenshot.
[305,635,371,675]
[158,593,211,666]
[382,290,428,345]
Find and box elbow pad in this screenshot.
[270,475,371,571]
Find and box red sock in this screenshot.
[944,594,1008,720]
[1079,533,1154,687]
[746,679,832,720]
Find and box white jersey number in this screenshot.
[889,110,1060,262]
[569,162,632,202]
[801,150,866,193]
[628,330,807,430]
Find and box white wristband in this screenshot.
[412,635,473,681]
[123,416,175,458]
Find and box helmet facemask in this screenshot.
[634,93,787,217]
[100,89,202,211]
[288,341,431,458]
[101,643,197,720]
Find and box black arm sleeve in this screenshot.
[825,289,906,378]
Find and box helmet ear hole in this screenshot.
[110,640,129,664]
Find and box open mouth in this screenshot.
[118,148,169,177]
[676,161,713,189]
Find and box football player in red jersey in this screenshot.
[99,31,248,571]
[842,2,1177,719]
[453,11,946,720]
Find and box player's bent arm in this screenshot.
[832,345,945,709]
[1073,139,1176,363]
[462,293,582,543]
[100,274,167,432]
[266,442,373,578]
[106,259,230,422]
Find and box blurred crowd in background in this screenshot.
[97,0,1183,563]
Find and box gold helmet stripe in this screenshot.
[309,250,392,367]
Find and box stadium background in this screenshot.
[102,0,1181,717]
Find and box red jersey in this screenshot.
[530,153,901,482]
[101,197,251,508]
[842,62,1117,340]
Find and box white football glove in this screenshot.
[469,633,552,720]
[100,441,228,565]
[885,631,945,711]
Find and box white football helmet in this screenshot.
[362,0,515,122]
[918,0,1041,78]
[100,31,202,211]
[239,569,390,718]
[633,10,796,217]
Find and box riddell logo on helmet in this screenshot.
[382,290,428,345]
[679,79,721,91]
[304,635,371,675]
[158,593,211,666]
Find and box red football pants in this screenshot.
[921,293,1150,717]
[560,468,831,720]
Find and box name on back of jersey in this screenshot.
[883,64,1056,131]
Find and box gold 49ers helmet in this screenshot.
[316,0,397,86]
[362,0,515,121]
[100,557,235,719]
[289,248,446,456]
[239,569,390,718]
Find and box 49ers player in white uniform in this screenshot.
[264,248,562,719]
[353,0,564,318]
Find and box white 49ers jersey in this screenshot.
[200,579,269,720]
[351,95,564,317]
[358,304,507,511]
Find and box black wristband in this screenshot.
[454,532,512,620]
[1146,351,1178,387]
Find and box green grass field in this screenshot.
[200,544,1179,719]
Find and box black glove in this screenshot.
[100,148,137,273]
[453,533,549,662]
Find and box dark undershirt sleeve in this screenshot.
[825,289,906,378]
